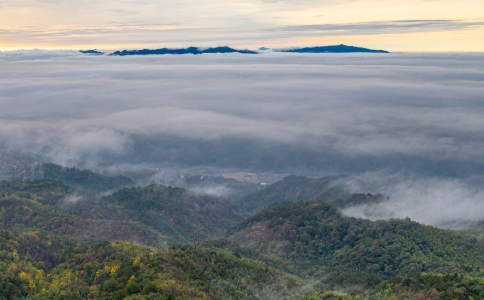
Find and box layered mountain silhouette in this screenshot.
[110,46,258,56]
[281,44,389,53]
[80,44,389,57]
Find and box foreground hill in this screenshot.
[0,180,244,248]
[0,235,299,300]
[2,226,483,299]
[13,163,133,196]
[228,201,484,279]
[2,172,484,299]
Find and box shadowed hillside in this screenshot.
[12,163,134,196]
[236,175,350,213]
[101,184,245,244]
[0,180,245,249]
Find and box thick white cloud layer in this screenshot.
[1,52,483,162]
[1,51,484,165]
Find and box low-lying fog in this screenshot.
[1,50,484,227]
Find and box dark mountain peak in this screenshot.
[110,46,258,56]
[282,44,389,53]
[79,49,104,55]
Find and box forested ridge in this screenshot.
[0,179,245,248]
[235,175,386,213]
[1,166,484,299]
[101,185,245,244]
[12,163,134,196]
[229,201,484,277]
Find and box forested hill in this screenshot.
[228,201,484,279]
[0,235,300,300]
[0,179,298,300]
[2,172,484,299]
[236,175,386,213]
[12,163,133,196]
[0,180,245,248]
[101,184,245,244]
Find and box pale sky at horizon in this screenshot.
[1,0,483,52]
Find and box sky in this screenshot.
[1,0,484,51]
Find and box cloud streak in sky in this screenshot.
[2,19,484,50]
[4,20,483,44]
[275,20,484,35]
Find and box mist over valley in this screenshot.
[2,50,484,299]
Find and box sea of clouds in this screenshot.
[1,50,484,226]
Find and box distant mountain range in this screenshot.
[110,46,257,56]
[78,44,389,57]
[281,44,389,53]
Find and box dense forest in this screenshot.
[1,165,484,299]
[228,201,484,277]
[0,179,245,248]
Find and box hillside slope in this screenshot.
[13,163,133,196]
[228,201,484,279]
[2,177,484,299]
[236,175,385,213]
[0,235,300,300]
[101,184,245,244]
[0,180,245,248]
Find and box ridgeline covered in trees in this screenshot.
[1,165,484,299]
